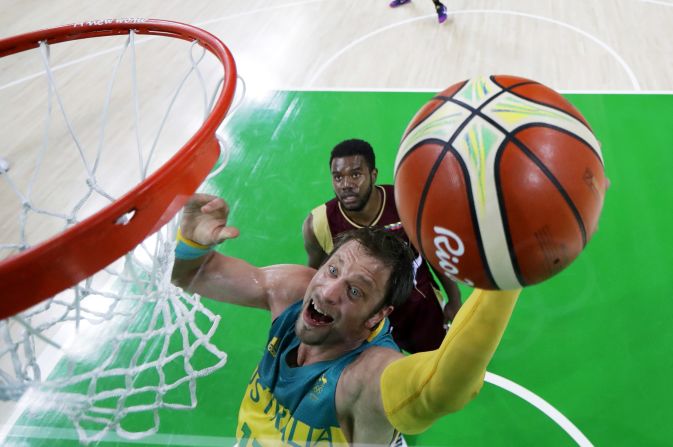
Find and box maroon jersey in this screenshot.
[310,185,446,352]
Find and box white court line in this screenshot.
[4,372,595,446]
[3,425,234,446]
[485,372,594,446]
[264,86,673,95]
[306,14,427,87]
[0,34,167,92]
[639,0,673,7]
[307,9,642,91]
[557,89,673,95]
[0,4,649,93]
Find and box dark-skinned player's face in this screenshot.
[330,155,378,212]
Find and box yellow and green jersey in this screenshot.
[236,300,398,446]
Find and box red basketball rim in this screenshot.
[0,19,237,320]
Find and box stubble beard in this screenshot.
[295,317,329,346]
[340,183,373,212]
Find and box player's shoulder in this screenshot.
[274,263,316,282]
[267,264,316,319]
[263,263,316,293]
[337,345,402,414]
[308,199,339,220]
[343,345,402,386]
[359,344,402,362]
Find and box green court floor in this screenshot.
[6,90,673,446]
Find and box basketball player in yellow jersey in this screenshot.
[172,194,520,446]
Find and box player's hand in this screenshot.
[442,297,461,328]
[180,194,240,246]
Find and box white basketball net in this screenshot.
[0,23,242,444]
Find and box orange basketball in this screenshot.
[394,75,608,290]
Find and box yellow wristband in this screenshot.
[177,227,211,249]
[175,228,213,260]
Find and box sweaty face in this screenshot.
[331,155,376,212]
[296,240,392,347]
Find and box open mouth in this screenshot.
[305,299,334,326]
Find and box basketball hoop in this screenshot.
[0,18,236,319]
[0,19,237,443]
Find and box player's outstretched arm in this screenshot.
[340,288,519,443]
[171,194,315,318]
[379,288,520,434]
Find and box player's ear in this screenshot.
[371,167,378,183]
[365,305,393,330]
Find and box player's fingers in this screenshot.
[201,197,229,216]
[184,193,219,213]
[215,226,239,243]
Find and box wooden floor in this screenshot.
[3,0,673,92]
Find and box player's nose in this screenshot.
[321,279,342,305]
[342,175,357,189]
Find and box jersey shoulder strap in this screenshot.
[310,203,334,254]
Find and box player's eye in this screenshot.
[328,265,337,276]
[333,175,342,182]
[348,286,361,298]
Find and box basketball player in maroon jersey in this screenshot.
[302,139,461,353]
